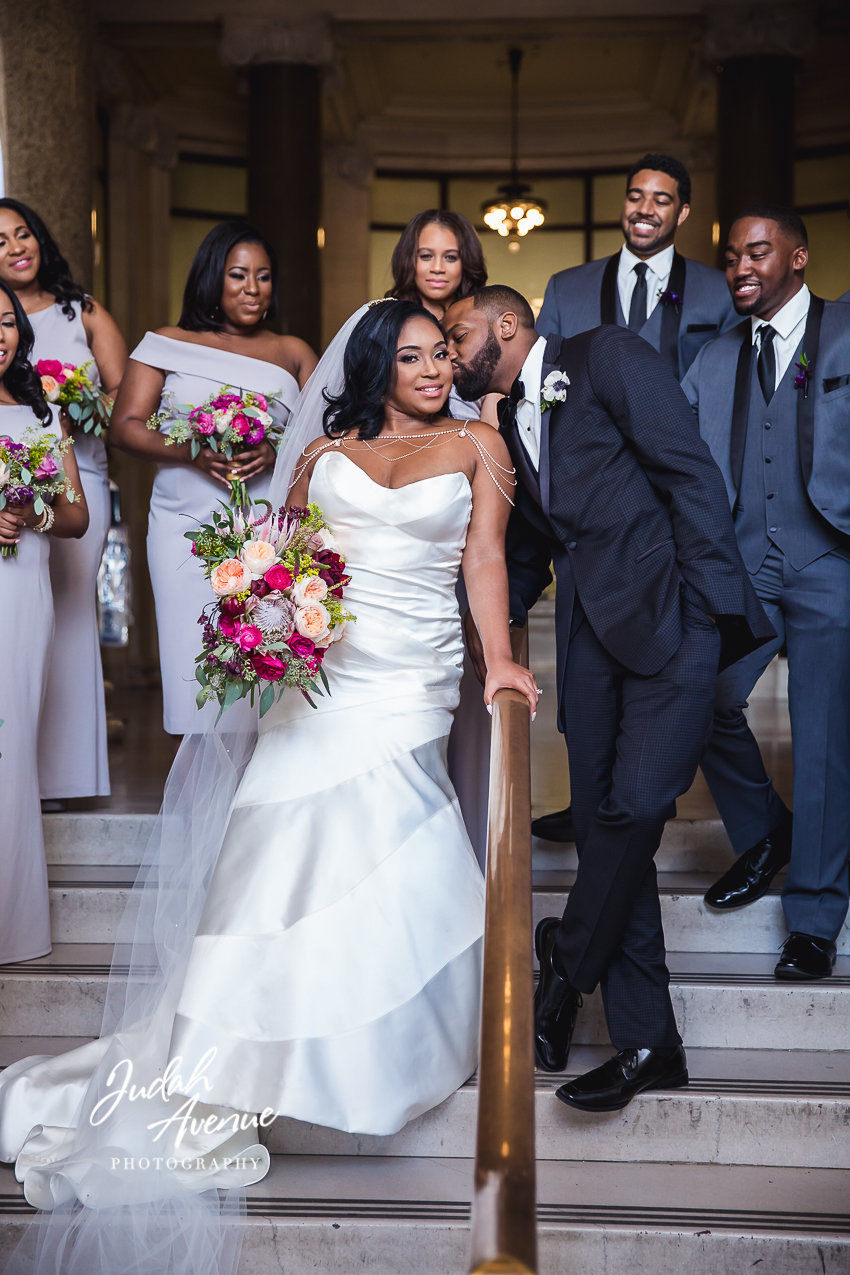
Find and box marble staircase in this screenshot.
[0,811,848,1273]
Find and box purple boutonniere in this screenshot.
[657,288,683,311]
[793,352,811,398]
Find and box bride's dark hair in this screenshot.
[386,210,487,303]
[0,281,52,422]
[0,198,92,321]
[322,300,448,441]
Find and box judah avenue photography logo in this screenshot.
[88,1046,276,1165]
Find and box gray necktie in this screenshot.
[628,262,648,331]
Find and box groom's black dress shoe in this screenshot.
[531,806,575,843]
[556,1045,688,1113]
[703,811,792,910]
[774,932,836,980]
[534,917,582,1072]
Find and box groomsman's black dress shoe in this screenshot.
[555,1045,688,1113]
[531,805,575,843]
[534,917,582,1072]
[703,811,792,910]
[774,932,836,980]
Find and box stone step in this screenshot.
[531,875,850,956]
[1,946,847,1051]
[1,1157,845,1274]
[1,1038,845,1171]
[44,865,850,956]
[43,811,744,873]
[2,1036,845,1170]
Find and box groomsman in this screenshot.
[682,209,850,979]
[444,286,772,1110]
[538,153,737,380]
[534,153,737,844]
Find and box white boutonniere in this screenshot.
[540,370,570,412]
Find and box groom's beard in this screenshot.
[452,329,502,401]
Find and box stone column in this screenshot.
[706,2,816,246]
[322,141,373,346]
[0,0,95,286]
[221,17,333,353]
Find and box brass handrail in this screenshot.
[469,626,537,1275]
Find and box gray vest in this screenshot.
[735,356,841,572]
[614,289,665,354]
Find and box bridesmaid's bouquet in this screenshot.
[0,427,78,558]
[36,359,112,437]
[148,387,284,506]
[187,500,354,718]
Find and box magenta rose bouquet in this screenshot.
[187,500,354,718]
[0,427,79,558]
[148,386,285,506]
[36,359,112,438]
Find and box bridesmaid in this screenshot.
[0,282,89,963]
[387,209,495,862]
[0,198,127,803]
[385,209,496,425]
[110,220,317,736]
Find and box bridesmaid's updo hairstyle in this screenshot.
[387,210,487,303]
[0,281,51,423]
[0,198,92,322]
[323,300,446,441]
[178,220,278,332]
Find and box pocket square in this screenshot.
[823,374,850,392]
[686,323,718,333]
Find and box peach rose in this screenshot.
[294,601,330,641]
[291,574,328,606]
[41,375,62,403]
[210,558,250,597]
[240,538,276,577]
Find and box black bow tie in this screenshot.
[497,377,526,431]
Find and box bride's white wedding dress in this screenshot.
[0,448,485,1267]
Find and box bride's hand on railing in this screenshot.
[484,658,539,719]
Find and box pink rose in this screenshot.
[231,412,251,437]
[210,558,249,597]
[251,651,287,681]
[33,454,59,480]
[287,633,315,658]
[252,393,268,412]
[218,613,241,639]
[36,359,63,378]
[192,411,216,436]
[294,602,331,642]
[264,564,293,591]
[237,624,263,652]
[211,393,241,410]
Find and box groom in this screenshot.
[444,285,773,1111]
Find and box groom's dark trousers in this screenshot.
[503,327,774,1049]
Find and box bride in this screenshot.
[0,299,536,1274]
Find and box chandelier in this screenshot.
[482,48,546,241]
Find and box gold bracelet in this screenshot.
[34,505,55,534]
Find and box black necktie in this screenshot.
[497,377,525,432]
[628,261,648,331]
[757,324,777,403]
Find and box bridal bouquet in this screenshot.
[188,500,353,717]
[0,427,78,558]
[36,359,112,437]
[148,387,284,506]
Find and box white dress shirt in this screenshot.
[513,336,547,471]
[752,285,810,389]
[617,243,675,326]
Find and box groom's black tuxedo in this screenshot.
[502,326,773,1047]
